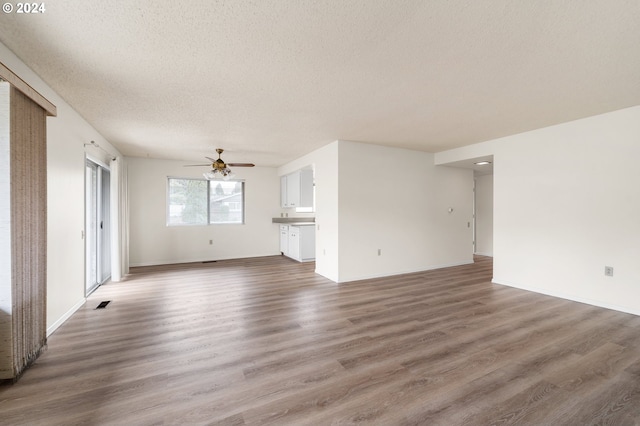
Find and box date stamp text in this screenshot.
[3,3,46,14]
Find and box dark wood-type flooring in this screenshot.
[2,255,640,425]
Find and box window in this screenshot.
[209,181,244,224]
[168,178,244,225]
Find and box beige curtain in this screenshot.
[11,85,48,379]
[0,84,48,381]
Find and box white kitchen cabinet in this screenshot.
[281,169,313,208]
[281,224,315,262]
[288,226,300,260]
[279,225,289,255]
[280,177,289,208]
[280,173,299,208]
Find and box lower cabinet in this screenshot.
[279,225,289,255]
[280,224,315,262]
[288,226,301,260]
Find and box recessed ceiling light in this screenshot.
[474,161,492,165]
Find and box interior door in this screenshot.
[85,159,111,295]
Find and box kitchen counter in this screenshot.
[272,217,315,226]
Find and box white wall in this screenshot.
[127,157,281,266]
[280,140,474,283]
[475,174,493,256]
[337,141,473,282]
[1,41,123,335]
[436,105,640,315]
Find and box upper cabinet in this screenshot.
[281,169,313,208]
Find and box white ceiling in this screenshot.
[1,1,639,167]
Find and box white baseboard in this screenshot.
[492,278,640,317]
[474,252,493,257]
[129,253,282,268]
[336,259,474,284]
[47,298,85,337]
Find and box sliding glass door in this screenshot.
[85,159,111,295]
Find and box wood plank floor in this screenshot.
[2,255,640,425]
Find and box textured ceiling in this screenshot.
[1,1,639,166]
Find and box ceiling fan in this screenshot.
[185,148,255,180]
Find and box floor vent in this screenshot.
[95,301,111,309]
[202,260,217,263]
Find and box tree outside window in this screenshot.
[167,178,244,225]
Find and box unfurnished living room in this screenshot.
[1,1,640,425]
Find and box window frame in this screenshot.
[166,177,245,226]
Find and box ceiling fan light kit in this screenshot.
[203,168,235,181]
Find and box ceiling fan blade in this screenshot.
[184,164,211,167]
[203,150,254,167]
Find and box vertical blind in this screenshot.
[0,83,49,381]
[10,86,48,379]
[1,64,56,381]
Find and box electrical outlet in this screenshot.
[604,266,614,277]
[378,249,381,256]
[209,240,213,245]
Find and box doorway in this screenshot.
[473,172,493,256]
[85,159,111,295]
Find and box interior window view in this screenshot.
[168,178,245,225]
[1,2,639,424]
